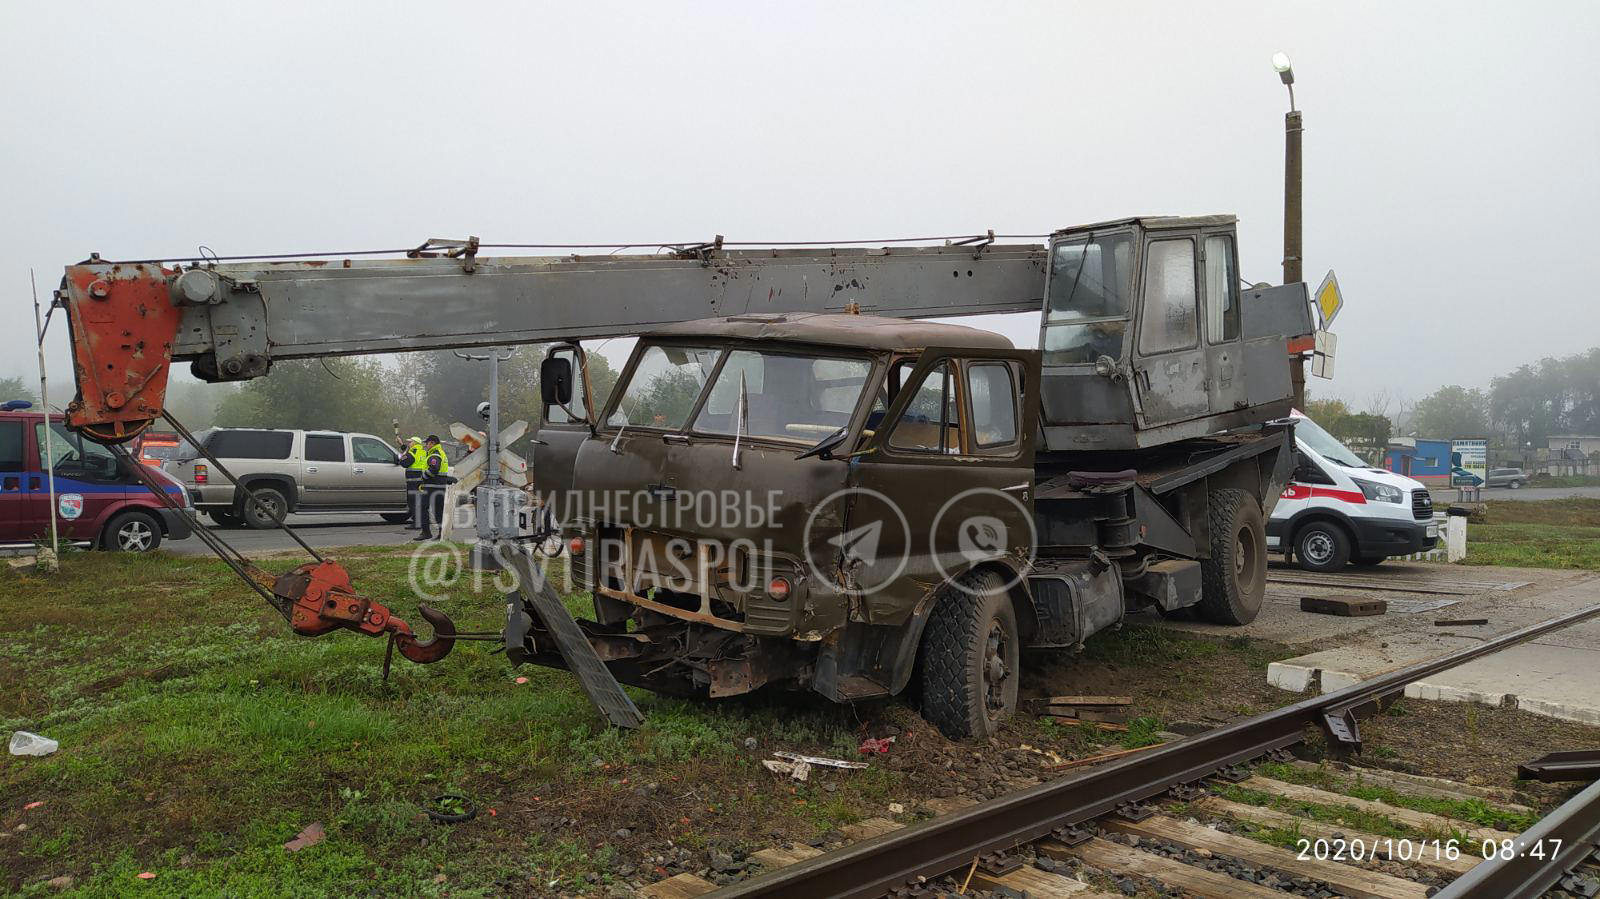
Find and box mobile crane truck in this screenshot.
[56,216,1313,738]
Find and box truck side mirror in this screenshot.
[540,356,573,406]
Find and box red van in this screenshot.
[0,404,193,552]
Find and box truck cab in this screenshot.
[0,404,191,552]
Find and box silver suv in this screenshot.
[164,428,411,528]
[1486,467,1527,489]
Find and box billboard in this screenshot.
[1451,438,1488,487]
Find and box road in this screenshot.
[1431,485,1600,503]
[166,513,427,557]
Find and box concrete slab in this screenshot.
[1252,569,1600,725]
[1154,561,1600,725]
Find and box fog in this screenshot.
[3,1,1596,412]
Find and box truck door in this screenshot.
[1132,234,1209,427]
[0,418,25,540]
[845,347,1040,626]
[300,434,355,507]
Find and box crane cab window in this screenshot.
[609,344,719,430]
[1042,232,1134,365]
[1138,238,1199,355]
[1205,235,1240,343]
[888,362,960,454]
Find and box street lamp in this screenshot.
[1275,51,1306,407]
[1275,51,1302,284]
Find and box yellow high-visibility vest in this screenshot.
[406,442,428,471]
[426,444,450,476]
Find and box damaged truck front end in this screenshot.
[507,314,1040,718]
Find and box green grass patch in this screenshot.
[1255,761,1536,831]
[0,549,914,895]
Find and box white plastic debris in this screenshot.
[9,731,59,757]
[773,751,868,770]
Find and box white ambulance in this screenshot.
[1268,411,1438,571]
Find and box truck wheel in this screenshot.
[1197,488,1266,625]
[208,509,244,529]
[1294,521,1350,572]
[241,487,288,529]
[102,511,162,553]
[919,570,1019,740]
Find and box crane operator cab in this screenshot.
[1036,216,1313,454]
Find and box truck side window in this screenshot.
[1138,238,1199,355]
[888,362,960,454]
[966,362,1018,450]
[1204,235,1239,343]
[0,421,22,470]
[304,435,346,462]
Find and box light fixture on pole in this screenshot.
[1274,51,1306,406]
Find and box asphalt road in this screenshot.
[166,513,429,557]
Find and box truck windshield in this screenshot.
[609,344,722,430]
[608,343,874,441]
[1294,414,1367,468]
[693,350,872,443]
[1042,232,1134,365]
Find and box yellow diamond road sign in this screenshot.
[1314,270,1343,328]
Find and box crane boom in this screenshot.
[58,241,1045,440]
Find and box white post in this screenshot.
[31,271,58,558]
[1446,515,1468,563]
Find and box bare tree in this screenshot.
[1364,388,1393,418]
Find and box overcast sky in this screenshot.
[4,1,1597,416]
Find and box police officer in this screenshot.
[414,435,455,541]
[399,436,427,529]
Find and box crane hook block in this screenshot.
[272,561,455,665]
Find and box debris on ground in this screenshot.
[1028,695,1134,727]
[1044,742,1169,772]
[772,751,868,770]
[1434,617,1489,627]
[1299,594,1387,616]
[283,822,326,853]
[9,731,59,757]
[858,736,896,755]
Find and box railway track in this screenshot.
[637,601,1600,899]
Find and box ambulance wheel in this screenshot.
[1295,521,1352,572]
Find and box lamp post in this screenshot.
[1274,51,1302,285]
[1274,51,1307,407]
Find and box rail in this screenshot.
[712,599,1600,898]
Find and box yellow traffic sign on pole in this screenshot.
[1314,270,1343,328]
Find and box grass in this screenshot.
[0,549,917,896]
[1527,474,1600,488]
[1253,761,1536,832]
[1463,498,1600,569]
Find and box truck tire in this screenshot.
[241,486,289,529]
[208,508,244,529]
[918,569,1019,740]
[1197,488,1266,625]
[1294,520,1350,572]
[101,510,162,553]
